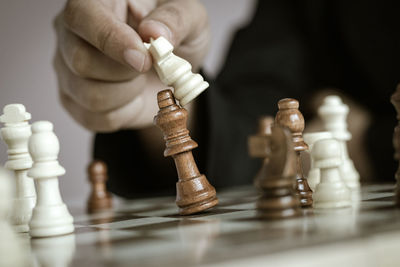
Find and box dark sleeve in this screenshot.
[205,0,315,188]
[93,129,177,198]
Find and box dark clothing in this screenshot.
[95,0,400,198]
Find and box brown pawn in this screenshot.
[390,84,400,206]
[248,117,301,219]
[275,98,313,207]
[154,89,218,215]
[87,160,113,213]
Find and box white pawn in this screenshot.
[0,104,36,232]
[303,131,333,191]
[318,95,360,189]
[145,36,209,106]
[312,139,351,208]
[28,121,74,237]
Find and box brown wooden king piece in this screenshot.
[249,116,301,219]
[391,84,400,206]
[154,89,218,215]
[275,98,313,207]
[87,160,113,213]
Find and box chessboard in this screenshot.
[26,183,400,267]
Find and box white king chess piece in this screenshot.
[28,121,74,237]
[318,95,360,190]
[0,104,36,232]
[145,36,209,106]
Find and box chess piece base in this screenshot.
[29,204,74,237]
[314,200,352,209]
[256,194,301,219]
[179,196,219,215]
[314,184,351,209]
[87,197,113,214]
[176,175,218,215]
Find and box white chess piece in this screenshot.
[312,138,351,208]
[145,36,209,106]
[28,121,74,237]
[303,131,333,191]
[0,104,36,232]
[318,95,360,189]
[0,167,29,267]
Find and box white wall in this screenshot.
[0,0,256,204]
[202,0,257,78]
[0,0,92,204]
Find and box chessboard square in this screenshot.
[93,216,179,230]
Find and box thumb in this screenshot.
[63,0,152,72]
[138,0,208,47]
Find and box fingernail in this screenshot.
[124,49,147,72]
[142,20,173,43]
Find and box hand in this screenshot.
[54,0,209,132]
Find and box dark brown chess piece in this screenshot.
[154,89,218,215]
[249,116,301,219]
[87,160,113,213]
[275,98,313,207]
[391,85,400,206]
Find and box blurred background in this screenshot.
[0,0,257,204]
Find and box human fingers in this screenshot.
[138,0,208,45]
[59,91,145,132]
[137,0,210,68]
[63,0,152,72]
[126,0,158,29]
[54,52,147,113]
[55,14,136,81]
